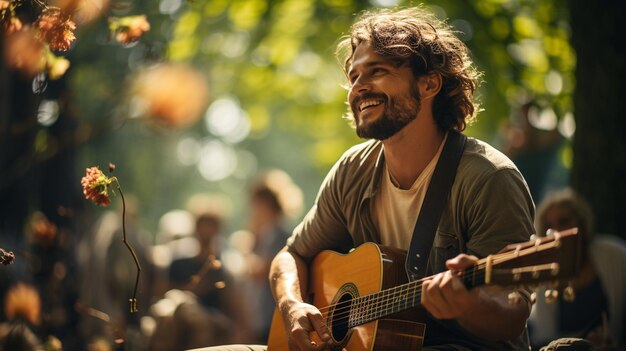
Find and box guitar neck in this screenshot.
[348,229,580,328]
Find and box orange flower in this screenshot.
[81,166,113,206]
[110,15,150,45]
[4,283,41,325]
[130,64,209,130]
[37,11,77,51]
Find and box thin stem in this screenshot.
[111,177,141,313]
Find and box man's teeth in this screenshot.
[359,100,382,111]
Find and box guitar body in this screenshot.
[267,243,427,351]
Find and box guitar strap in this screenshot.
[405,130,467,281]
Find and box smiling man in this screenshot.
[191,6,535,351]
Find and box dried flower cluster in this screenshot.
[81,166,113,206]
[36,9,77,51]
[0,247,15,265]
[1,2,75,78]
[1,0,150,79]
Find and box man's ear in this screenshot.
[418,73,442,100]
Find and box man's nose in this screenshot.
[349,78,371,101]
[352,76,371,93]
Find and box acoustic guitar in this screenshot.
[267,228,581,351]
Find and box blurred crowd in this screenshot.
[0,169,303,351]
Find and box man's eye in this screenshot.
[372,68,386,75]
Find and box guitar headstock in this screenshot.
[467,228,582,292]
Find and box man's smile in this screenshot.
[359,99,384,112]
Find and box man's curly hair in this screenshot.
[336,7,482,132]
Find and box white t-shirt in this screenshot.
[374,134,447,249]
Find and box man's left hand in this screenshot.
[421,254,480,319]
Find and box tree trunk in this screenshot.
[569,0,626,238]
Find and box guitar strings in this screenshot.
[315,270,489,329]
[315,268,508,332]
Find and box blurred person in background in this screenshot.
[502,101,567,204]
[239,169,303,343]
[529,188,626,350]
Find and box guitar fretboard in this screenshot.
[346,266,487,328]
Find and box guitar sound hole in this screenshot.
[330,292,353,342]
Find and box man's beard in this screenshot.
[352,91,421,140]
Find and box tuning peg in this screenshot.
[544,289,559,304]
[508,291,522,305]
[563,284,576,302]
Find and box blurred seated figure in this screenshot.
[168,195,232,312]
[145,289,232,351]
[146,194,253,350]
[529,188,626,350]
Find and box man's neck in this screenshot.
[382,118,445,190]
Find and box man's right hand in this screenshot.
[280,300,333,351]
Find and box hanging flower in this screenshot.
[80,164,141,313]
[81,166,113,206]
[109,15,150,45]
[36,9,77,51]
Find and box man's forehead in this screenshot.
[349,43,389,72]
[348,47,406,77]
